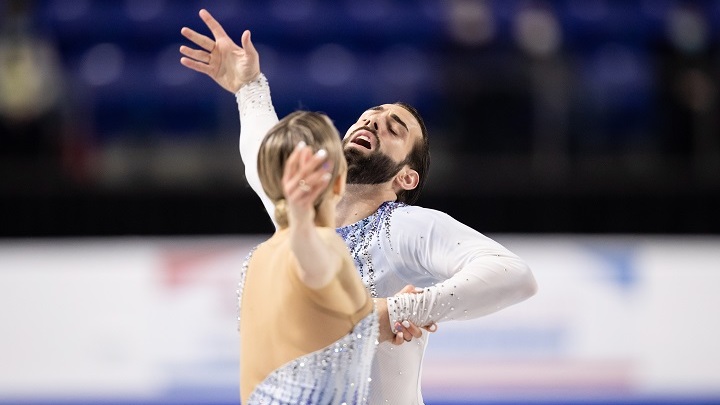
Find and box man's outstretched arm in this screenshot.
[180,9,279,228]
[179,10,429,343]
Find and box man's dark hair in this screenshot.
[394,102,430,205]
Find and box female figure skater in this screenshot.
[238,111,378,404]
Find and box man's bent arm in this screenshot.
[384,207,537,328]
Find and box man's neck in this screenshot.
[335,183,397,227]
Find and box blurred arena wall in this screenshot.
[1,235,719,405]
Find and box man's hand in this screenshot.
[375,285,438,346]
[180,9,260,93]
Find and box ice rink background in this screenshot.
[1,235,718,404]
[2,1,720,404]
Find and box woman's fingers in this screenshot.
[282,142,306,187]
[287,160,331,202]
[283,144,333,205]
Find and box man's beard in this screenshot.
[344,147,406,185]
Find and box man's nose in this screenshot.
[363,118,378,131]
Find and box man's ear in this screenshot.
[394,166,419,192]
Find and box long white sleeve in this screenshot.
[236,73,280,230]
[384,206,537,328]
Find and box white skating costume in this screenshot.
[237,74,536,404]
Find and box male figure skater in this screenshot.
[180,10,537,404]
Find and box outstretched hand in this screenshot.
[180,9,260,93]
[282,142,333,227]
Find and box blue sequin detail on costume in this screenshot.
[336,201,406,298]
[238,248,379,405]
[246,314,377,405]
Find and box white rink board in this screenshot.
[0,235,718,403]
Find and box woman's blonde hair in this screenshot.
[257,111,347,228]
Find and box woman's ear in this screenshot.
[394,167,419,192]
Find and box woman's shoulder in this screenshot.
[252,233,291,260]
[311,227,346,252]
[316,226,344,241]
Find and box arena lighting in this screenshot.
[513,5,562,57]
[448,0,496,46]
[80,43,125,87]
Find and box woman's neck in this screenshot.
[313,197,337,228]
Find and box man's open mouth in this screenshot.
[351,133,373,150]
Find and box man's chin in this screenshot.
[344,147,403,185]
[344,146,370,158]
